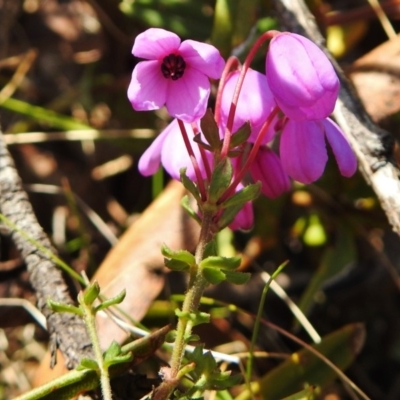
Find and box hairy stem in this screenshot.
[79,294,113,400]
[154,211,214,400]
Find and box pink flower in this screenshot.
[249,147,291,198]
[128,28,225,123]
[220,69,276,142]
[279,118,357,184]
[138,119,211,181]
[266,33,339,121]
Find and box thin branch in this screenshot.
[0,129,93,368]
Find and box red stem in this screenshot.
[219,30,281,160]
[218,106,280,204]
[178,119,207,201]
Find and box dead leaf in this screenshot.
[93,180,200,349]
[348,34,400,122]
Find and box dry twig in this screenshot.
[0,129,93,368]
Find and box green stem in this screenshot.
[155,211,215,400]
[79,293,113,400]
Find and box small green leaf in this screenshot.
[83,281,100,306]
[200,108,222,151]
[217,203,243,230]
[47,299,83,316]
[220,182,261,209]
[104,341,122,361]
[77,358,99,371]
[209,158,233,203]
[229,123,251,148]
[165,258,191,272]
[175,310,210,326]
[161,244,196,266]
[199,255,241,270]
[202,267,226,284]
[181,195,201,224]
[94,289,126,312]
[185,334,201,343]
[104,353,133,368]
[223,270,250,285]
[180,169,201,203]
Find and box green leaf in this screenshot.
[200,108,222,151]
[236,323,365,400]
[77,358,99,371]
[199,255,241,270]
[103,341,122,361]
[223,270,250,285]
[83,281,100,306]
[180,168,201,203]
[220,182,261,209]
[94,289,126,312]
[161,244,196,266]
[165,258,191,272]
[228,123,251,148]
[175,310,210,326]
[202,267,226,284]
[181,195,201,224]
[47,299,83,316]
[217,203,243,230]
[209,158,233,203]
[104,353,133,368]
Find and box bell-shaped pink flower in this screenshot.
[266,33,339,121]
[138,119,211,181]
[279,118,357,184]
[220,68,276,142]
[128,28,225,123]
[249,147,291,198]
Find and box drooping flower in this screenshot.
[249,147,291,198]
[138,119,211,181]
[279,118,357,184]
[128,28,225,123]
[220,68,277,142]
[266,32,339,121]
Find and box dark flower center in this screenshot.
[161,54,186,80]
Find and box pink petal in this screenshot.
[220,69,276,134]
[179,40,225,79]
[138,124,171,176]
[128,60,168,111]
[280,120,328,183]
[266,33,339,121]
[249,115,280,145]
[229,200,254,231]
[165,67,210,123]
[160,120,209,180]
[323,118,357,177]
[250,147,291,198]
[132,28,181,59]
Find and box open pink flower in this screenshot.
[266,33,339,121]
[138,119,211,181]
[279,118,357,183]
[128,28,225,123]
